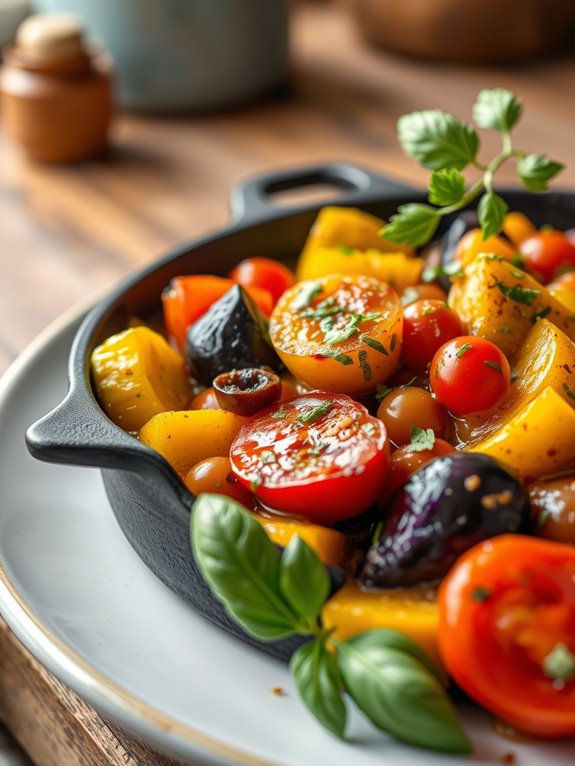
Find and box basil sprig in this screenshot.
[381,88,564,247]
[191,494,471,754]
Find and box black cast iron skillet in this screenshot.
[26,162,575,661]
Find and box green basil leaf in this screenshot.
[397,110,479,171]
[291,637,347,739]
[428,168,465,206]
[191,494,300,640]
[408,426,435,452]
[477,192,508,240]
[336,631,472,753]
[517,154,565,192]
[472,88,522,133]
[279,534,330,621]
[379,204,440,248]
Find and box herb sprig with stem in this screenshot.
[191,494,471,753]
[380,88,564,248]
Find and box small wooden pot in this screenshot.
[346,0,575,63]
[0,14,113,162]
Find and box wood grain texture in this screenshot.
[0,3,574,765]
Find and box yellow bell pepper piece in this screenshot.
[468,387,575,480]
[255,514,347,568]
[550,287,575,314]
[139,410,246,477]
[91,327,189,432]
[454,229,517,267]
[448,254,575,359]
[300,206,414,261]
[321,581,441,668]
[296,247,422,292]
[459,320,575,445]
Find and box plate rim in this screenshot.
[0,296,279,766]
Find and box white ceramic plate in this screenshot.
[0,306,572,766]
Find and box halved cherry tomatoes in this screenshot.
[380,437,455,504]
[519,230,575,284]
[162,275,273,350]
[439,535,575,738]
[230,393,389,523]
[269,274,402,395]
[430,336,511,417]
[230,257,295,304]
[401,299,463,373]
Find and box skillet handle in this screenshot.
[230,162,414,224]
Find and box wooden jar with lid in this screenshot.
[0,13,113,162]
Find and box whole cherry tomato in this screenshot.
[519,230,575,284]
[189,387,220,410]
[376,386,449,447]
[401,300,463,373]
[230,393,389,522]
[380,437,455,504]
[439,535,575,738]
[430,336,511,417]
[230,257,295,304]
[184,456,253,506]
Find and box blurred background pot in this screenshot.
[32,0,290,111]
[345,0,575,63]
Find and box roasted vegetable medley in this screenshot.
[91,201,575,742]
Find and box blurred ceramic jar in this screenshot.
[345,0,575,63]
[33,0,290,111]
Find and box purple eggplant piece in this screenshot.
[360,452,531,588]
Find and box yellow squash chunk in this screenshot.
[299,206,414,267]
[468,387,575,480]
[448,254,575,359]
[297,247,423,292]
[454,229,517,267]
[550,287,575,314]
[459,320,575,445]
[139,410,246,477]
[255,514,347,568]
[321,582,441,668]
[91,327,189,432]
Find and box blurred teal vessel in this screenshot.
[33,0,289,111]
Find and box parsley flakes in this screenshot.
[494,280,541,306]
[297,400,334,424]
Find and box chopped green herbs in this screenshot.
[325,350,354,365]
[358,350,372,381]
[362,336,388,355]
[408,426,435,452]
[250,476,262,491]
[270,409,289,419]
[484,360,503,374]
[291,281,323,310]
[471,586,491,602]
[337,245,355,255]
[543,642,575,682]
[361,422,377,437]
[422,261,464,283]
[455,343,472,358]
[562,382,575,401]
[390,333,398,352]
[494,280,541,306]
[324,318,360,346]
[298,400,334,424]
[530,305,551,323]
[375,377,417,402]
[498,324,512,334]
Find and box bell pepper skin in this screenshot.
[91,327,189,432]
[139,409,246,477]
[255,513,347,567]
[321,581,441,668]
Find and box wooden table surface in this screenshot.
[1,2,575,764]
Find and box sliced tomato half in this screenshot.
[230,393,389,523]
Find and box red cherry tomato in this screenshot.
[401,300,464,373]
[380,438,455,504]
[519,230,575,284]
[439,535,575,738]
[230,393,389,523]
[230,257,295,305]
[430,336,511,417]
[162,276,273,350]
[189,387,221,410]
